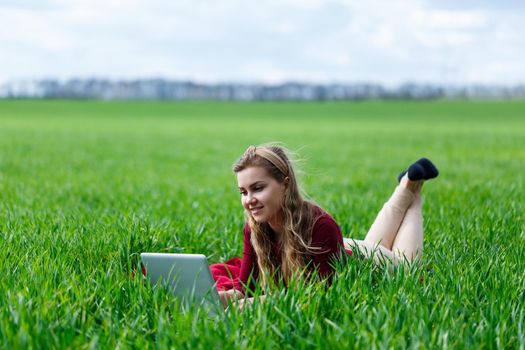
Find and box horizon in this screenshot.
[4,77,525,88]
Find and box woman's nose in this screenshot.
[246,193,257,204]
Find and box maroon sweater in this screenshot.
[235,207,348,292]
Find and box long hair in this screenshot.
[233,144,321,289]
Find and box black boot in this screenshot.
[407,158,439,181]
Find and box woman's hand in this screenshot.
[237,295,266,310]
[218,289,244,308]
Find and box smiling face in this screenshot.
[237,166,287,228]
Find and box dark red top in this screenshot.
[234,207,349,292]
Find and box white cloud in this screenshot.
[411,9,487,29]
[0,0,524,85]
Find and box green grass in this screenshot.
[0,100,524,349]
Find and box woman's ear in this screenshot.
[284,177,290,188]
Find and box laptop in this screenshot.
[140,253,223,316]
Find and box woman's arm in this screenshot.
[236,224,259,294]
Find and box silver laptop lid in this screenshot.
[140,253,221,313]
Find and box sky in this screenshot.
[1,0,524,86]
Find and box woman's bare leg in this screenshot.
[392,194,423,261]
[343,175,424,266]
[343,157,437,266]
[363,176,416,250]
[344,238,396,265]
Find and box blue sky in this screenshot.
[1,0,524,85]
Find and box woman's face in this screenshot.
[237,166,287,226]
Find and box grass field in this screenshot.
[0,100,524,349]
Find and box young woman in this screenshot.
[212,144,438,308]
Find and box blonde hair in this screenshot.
[233,144,321,289]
